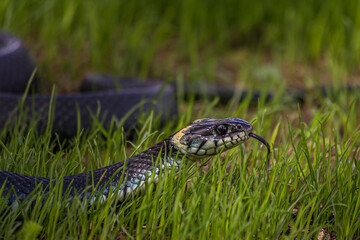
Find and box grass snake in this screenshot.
[0,117,270,207]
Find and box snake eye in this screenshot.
[216,124,227,135]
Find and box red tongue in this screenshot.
[248,132,271,168]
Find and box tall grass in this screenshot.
[0,89,359,238]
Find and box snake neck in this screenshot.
[129,136,185,172]
[90,137,185,202]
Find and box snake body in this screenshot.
[0,117,270,206]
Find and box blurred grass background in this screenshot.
[1,0,360,92]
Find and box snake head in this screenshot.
[170,117,254,159]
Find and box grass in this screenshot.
[0,91,359,239]
[1,0,360,239]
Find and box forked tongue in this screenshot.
[248,132,271,169]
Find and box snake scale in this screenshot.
[0,117,270,207]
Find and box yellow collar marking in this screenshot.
[171,125,193,148]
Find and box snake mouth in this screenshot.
[249,132,271,168]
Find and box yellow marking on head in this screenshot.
[171,125,193,148]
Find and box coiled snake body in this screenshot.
[0,117,270,206]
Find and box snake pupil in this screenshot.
[216,124,227,135]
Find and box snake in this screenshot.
[0,117,270,207]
